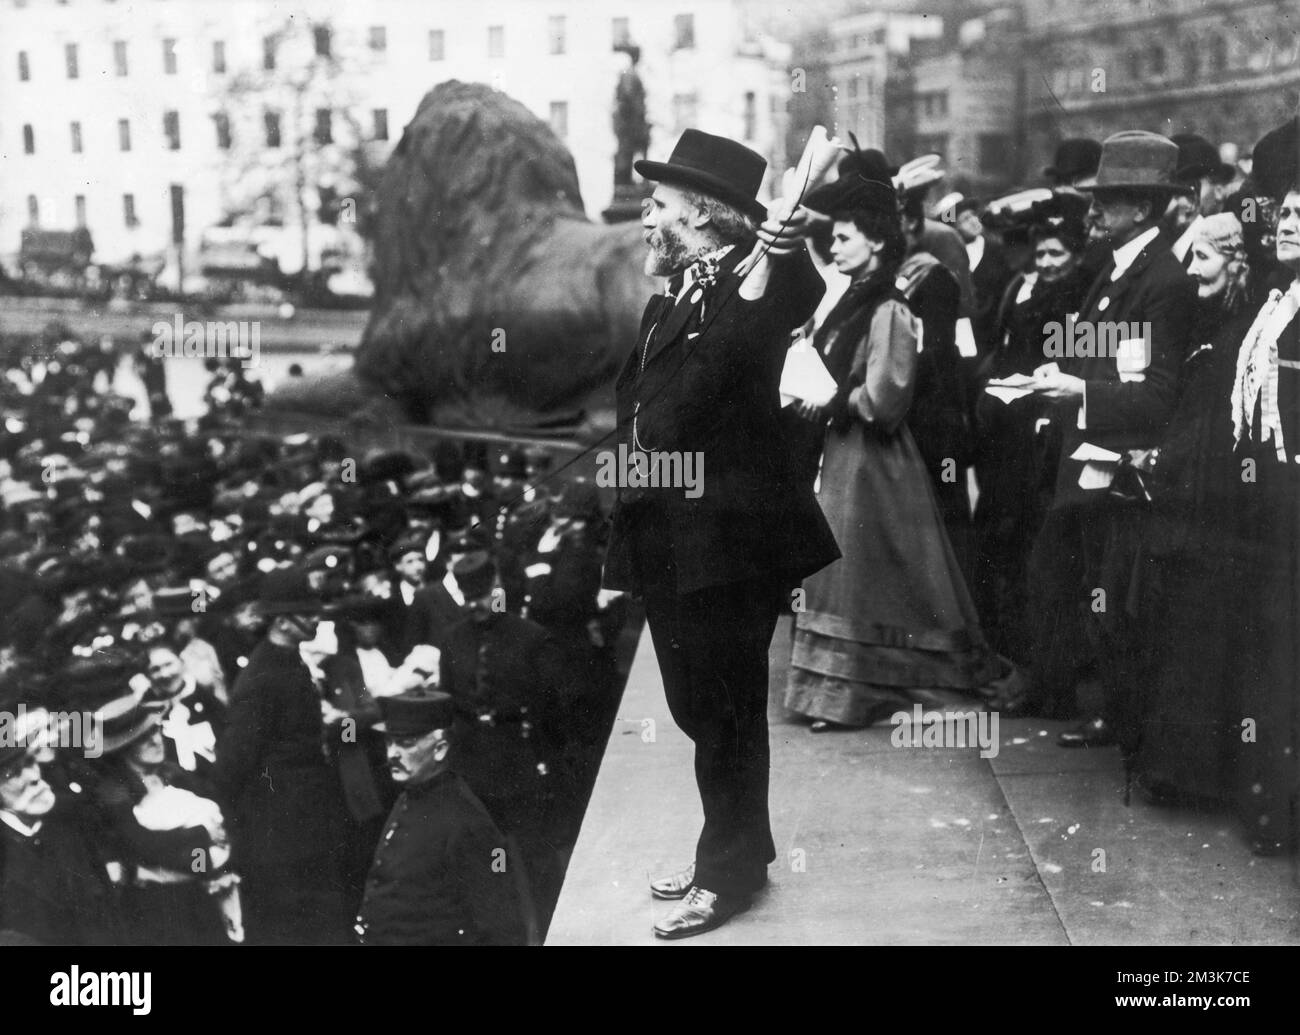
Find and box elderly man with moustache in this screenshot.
[0,740,120,944]
[602,129,839,939]
[354,689,525,946]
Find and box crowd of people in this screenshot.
[3,110,1299,947]
[0,341,625,945]
[780,116,1300,860]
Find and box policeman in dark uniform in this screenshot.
[213,566,348,945]
[439,551,576,934]
[520,478,618,801]
[354,689,526,946]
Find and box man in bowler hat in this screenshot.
[602,128,839,938]
[354,689,526,945]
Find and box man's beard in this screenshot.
[644,222,696,277]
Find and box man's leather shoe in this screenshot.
[1057,717,1116,748]
[653,886,750,940]
[649,863,695,900]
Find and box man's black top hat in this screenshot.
[1043,138,1102,184]
[1172,133,1235,185]
[1252,117,1300,202]
[375,689,456,737]
[635,129,768,222]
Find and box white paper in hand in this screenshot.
[780,339,838,408]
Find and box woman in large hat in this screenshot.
[91,689,241,944]
[784,175,1007,729]
[1226,116,1300,854]
[972,201,1092,664]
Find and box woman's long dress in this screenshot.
[1233,278,1300,852]
[785,296,1005,726]
[1130,300,1257,803]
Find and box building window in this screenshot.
[549,101,568,139]
[163,110,181,150]
[1209,35,1227,73]
[264,110,282,148]
[118,119,131,151]
[213,40,226,74]
[163,38,177,75]
[113,40,128,76]
[743,91,756,141]
[612,17,630,48]
[314,26,332,58]
[548,15,566,55]
[27,195,40,227]
[429,29,445,61]
[368,26,386,53]
[18,50,29,81]
[373,108,389,141]
[70,121,82,153]
[65,43,79,79]
[123,193,138,228]
[847,76,859,99]
[488,25,504,59]
[263,35,277,71]
[1183,39,1200,79]
[672,92,698,133]
[214,112,232,150]
[1127,49,1141,80]
[314,108,333,145]
[979,133,1012,176]
[22,124,34,154]
[674,14,695,50]
[75,195,87,228]
[1149,44,1166,77]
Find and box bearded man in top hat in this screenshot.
[601,128,839,939]
[213,565,349,944]
[1022,131,1196,753]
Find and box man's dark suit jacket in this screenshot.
[1052,234,1196,509]
[602,243,840,597]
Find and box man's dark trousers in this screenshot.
[636,518,782,898]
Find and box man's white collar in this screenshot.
[1111,226,1162,280]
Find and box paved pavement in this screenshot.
[547,616,1300,945]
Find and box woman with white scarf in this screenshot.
[1227,117,1300,857]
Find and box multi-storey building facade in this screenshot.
[1021,0,1300,180]
[0,0,793,273]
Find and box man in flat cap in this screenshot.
[354,689,525,946]
[602,128,839,938]
[213,565,349,944]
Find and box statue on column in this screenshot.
[605,44,652,222]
